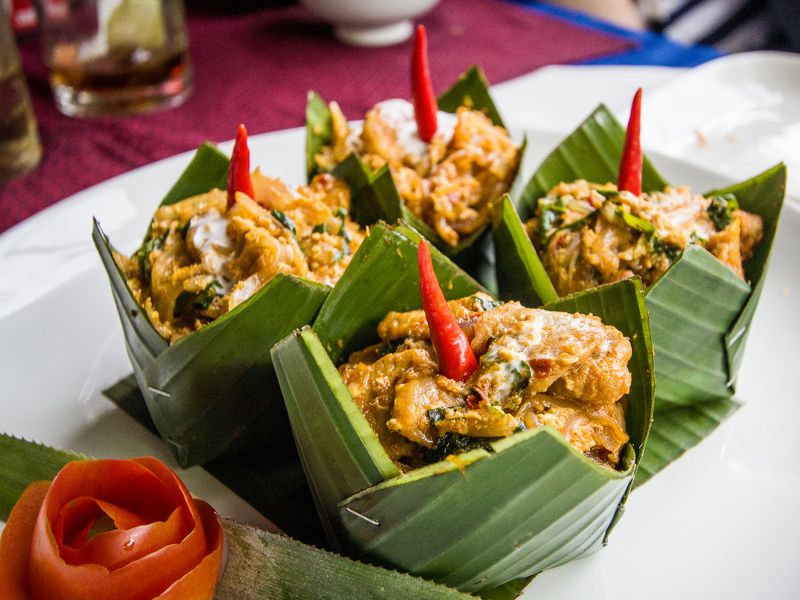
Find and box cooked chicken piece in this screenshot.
[735,209,764,261]
[343,298,632,470]
[388,375,464,447]
[361,105,404,165]
[339,341,438,465]
[547,325,632,407]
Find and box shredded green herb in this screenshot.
[707,193,739,231]
[618,209,655,234]
[472,294,501,311]
[271,209,296,236]
[429,432,492,461]
[651,236,682,261]
[173,281,221,317]
[596,188,620,199]
[379,338,403,357]
[537,197,565,239]
[509,359,532,393]
[539,209,561,239]
[177,221,191,239]
[193,281,221,309]
[135,229,168,285]
[427,408,446,425]
[561,213,594,233]
[334,207,351,259]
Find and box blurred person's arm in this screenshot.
[544,0,645,30]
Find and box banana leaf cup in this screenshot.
[93,143,333,468]
[306,66,527,275]
[271,222,655,594]
[493,105,786,482]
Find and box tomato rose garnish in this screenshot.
[0,457,224,600]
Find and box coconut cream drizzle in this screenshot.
[348,98,458,159]
[186,210,234,292]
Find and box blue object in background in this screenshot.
[514,1,723,67]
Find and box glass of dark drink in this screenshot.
[38,0,193,118]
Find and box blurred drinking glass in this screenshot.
[38,0,193,117]
[0,0,42,183]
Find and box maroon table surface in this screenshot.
[0,0,634,233]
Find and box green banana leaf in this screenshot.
[271,223,654,593]
[495,107,785,482]
[0,436,86,522]
[92,144,331,467]
[305,67,525,271]
[306,91,332,181]
[312,221,487,364]
[437,66,505,127]
[0,434,475,600]
[502,105,785,407]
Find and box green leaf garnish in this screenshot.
[619,210,655,234]
[707,193,739,231]
[135,229,167,286]
[193,281,221,309]
[430,432,493,462]
[651,236,682,261]
[471,294,501,311]
[271,209,297,236]
[427,407,446,425]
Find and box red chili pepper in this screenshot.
[617,87,643,196]
[227,123,254,208]
[411,24,438,143]
[417,240,478,381]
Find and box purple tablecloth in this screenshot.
[0,0,634,232]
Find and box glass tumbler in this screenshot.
[0,0,42,183]
[38,0,193,117]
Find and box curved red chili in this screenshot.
[411,25,438,143]
[417,240,477,381]
[227,123,255,207]
[617,87,643,196]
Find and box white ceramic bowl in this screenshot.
[300,0,440,47]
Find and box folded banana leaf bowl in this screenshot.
[307,66,528,272]
[92,143,339,468]
[494,105,786,483]
[271,224,655,593]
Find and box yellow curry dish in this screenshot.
[116,170,365,343]
[525,180,763,296]
[339,292,632,471]
[315,99,520,248]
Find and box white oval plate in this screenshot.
[1,126,797,599]
[642,51,800,202]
